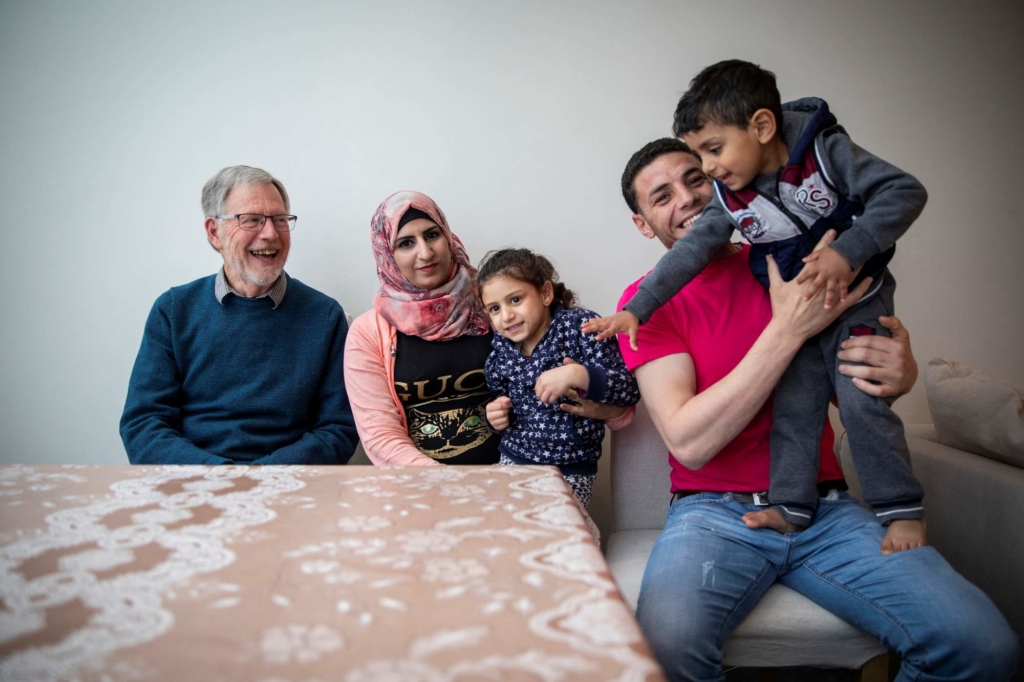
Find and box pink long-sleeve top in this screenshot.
[343,310,442,466]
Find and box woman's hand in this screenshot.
[838,315,918,398]
[767,230,873,344]
[485,396,513,431]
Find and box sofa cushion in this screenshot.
[606,529,886,668]
[606,529,661,609]
[925,358,1024,468]
[841,428,1024,640]
[608,400,674,533]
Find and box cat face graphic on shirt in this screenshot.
[408,405,492,459]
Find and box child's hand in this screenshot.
[581,311,640,351]
[796,246,855,310]
[485,396,513,431]
[535,363,589,405]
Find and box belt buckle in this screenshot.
[751,492,769,507]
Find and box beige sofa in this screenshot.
[606,357,1023,678]
[840,423,1024,645]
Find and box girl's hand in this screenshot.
[535,363,589,405]
[557,357,630,421]
[581,311,640,351]
[485,396,513,431]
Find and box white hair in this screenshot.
[200,165,290,217]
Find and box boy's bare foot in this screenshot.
[881,519,927,555]
[742,508,803,534]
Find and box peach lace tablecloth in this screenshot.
[0,464,665,682]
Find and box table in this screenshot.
[0,464,665,681]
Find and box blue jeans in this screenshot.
[636,492,1018,682]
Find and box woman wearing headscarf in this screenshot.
[344,191,499,465]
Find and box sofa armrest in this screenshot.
[839,427,1024,637]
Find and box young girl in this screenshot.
[478,248,640,507]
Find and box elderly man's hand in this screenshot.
[838,316,918,398]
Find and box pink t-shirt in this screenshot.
[617,244,843,493]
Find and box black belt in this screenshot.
[672,490,770,506]
[671,480,847,507]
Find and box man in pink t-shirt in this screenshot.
[607,139,1017,682]
[617,244,846,495]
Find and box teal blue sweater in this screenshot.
[120,274,358,464]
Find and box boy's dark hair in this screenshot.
[621,138,700,214]
[673,60,783,137]
[477,248,577,313]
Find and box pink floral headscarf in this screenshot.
[370,191,490,341]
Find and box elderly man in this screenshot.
[120,166,358,465]
[605,139,1017,681]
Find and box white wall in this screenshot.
[2,0,1022,465]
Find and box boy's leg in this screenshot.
[781,493,1018,681]
[765,338,833,528]
[636,494,786,682]
[827,273,924,549]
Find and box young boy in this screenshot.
[587,60,926,552]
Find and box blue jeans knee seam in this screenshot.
[802,559,928,669]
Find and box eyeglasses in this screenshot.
[216,214,298,232]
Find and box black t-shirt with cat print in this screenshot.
[394,331,501,465]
